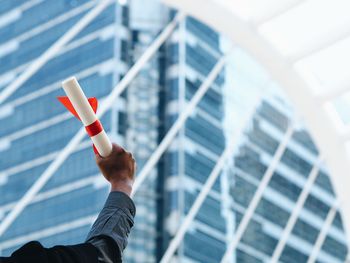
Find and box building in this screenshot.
[0,0,129,255]
[122,2,228,261]
[0,1,349,262]
[231,94,349,262]
[157,13,228,263]
[122,1,167,261]
[217,48,349,262]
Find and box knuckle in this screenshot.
[113,144,125,154]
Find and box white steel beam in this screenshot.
[3,1,96,47]
[0,59,116,119]
[160,135,235,263]
[307,204,338,263]
[0,0,112,105]
[0,175,100,215]
[253,0,304,26]
[340,124,350,141]
[132,54,227,195]
[0,12,185,237]
[220,124,294,263]
[317,85,350,103]
[163,0,350,246]
[0,214,97,251]
[160,91,262,263]
[270,157,323,263]
[290,28,350,63]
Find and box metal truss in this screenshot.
[220,124,294,263]
[270,157,323,262]
[0,0,113,105]
[163,0,350,248]
[132,54,227,195]
[3,1,350,262]
[307,203,338,263]
[159,93,263,263]
[253,0,304,26]
[0,11,185,237]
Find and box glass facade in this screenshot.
[0,1,349,263]
[0,0,129,255]
[231,96,348,262]
[220,46,349,262]
[122,1,166,261]
[158,15,228,262]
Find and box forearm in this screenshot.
[0,192,135,263]
[86,191,136,262]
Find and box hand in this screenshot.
[95,143,136,196]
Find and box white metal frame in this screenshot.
[160,135,236,263]
[2,1,349,262]
[1,1,97,48]
[252,0,304,25]
[0,0,112,105]
[0,215,97,251]
[163,0,350,245]
[307,204,338,263]
[0,12,185,237]
[270,157,323,262]
[132,53,226,195]
[220,125,294,263]
[160,92,263,263]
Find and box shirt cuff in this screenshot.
[106,191,136,217]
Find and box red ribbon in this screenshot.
[85,119,103,137]
[57,96,103,155]
[57,96,98,120]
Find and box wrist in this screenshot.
[110,180,133,196]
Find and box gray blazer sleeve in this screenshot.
[85,191,136,263]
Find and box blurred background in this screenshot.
[0,0,349,262]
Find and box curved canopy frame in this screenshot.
[162,0,350,245]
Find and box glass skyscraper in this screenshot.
[0,1,349,262]
[231,94,348,262]
[219,47,349,262]
[157,14,227,263]
[0,0,129,255]
[122,1,168,261]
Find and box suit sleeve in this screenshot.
[0,241,98,263]
[86,191,136,263]
[0,191,136,263]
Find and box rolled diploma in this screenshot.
[62,77,112,157]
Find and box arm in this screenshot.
[0,144,136,263]
[85,192,135,263]
[1,241,99,263]
[86,144,136,263]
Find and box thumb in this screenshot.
[95,152,103,163]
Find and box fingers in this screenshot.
[126,151,135,163]
[126,152,136,176]
[95,143,123,164]
[95,142,136,171]
[133,161,137,175]
[95,151,103,163]
[112,143,125,154]
[95,143,123,160]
